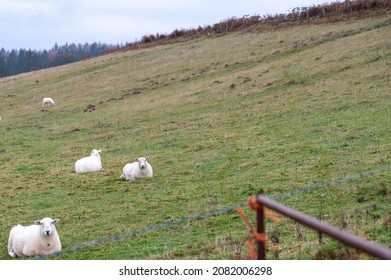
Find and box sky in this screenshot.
[0,0,331,51]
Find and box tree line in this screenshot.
[0,42,120,78]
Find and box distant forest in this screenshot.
[0,42,120,78]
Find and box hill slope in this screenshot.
[0,12,390,259]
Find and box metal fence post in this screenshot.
[257,203,266,260]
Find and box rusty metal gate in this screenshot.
[248,195,391,260]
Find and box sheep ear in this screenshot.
[97,150,102,153]
[53,219,60,224]
[134,158,139,162]
[145,157,149,161]
[34,220,41,225]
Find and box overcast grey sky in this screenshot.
[0,0,330,51]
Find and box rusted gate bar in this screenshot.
[252,195,391,260]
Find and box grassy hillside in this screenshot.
[0,12,390,260]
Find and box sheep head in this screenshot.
[35,217,60,236]
[90,149,102,158]
[135,157,149,169]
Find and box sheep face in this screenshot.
[136,157,149,169]
[35,218,60,236]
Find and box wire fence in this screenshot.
[271,165,391,200]
[34,165,391,259]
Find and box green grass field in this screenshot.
[0,12,390,260]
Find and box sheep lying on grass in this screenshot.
[121,157,153,181]
[42,97,55,107]
[8,217,61,258]
[75,149,102,173]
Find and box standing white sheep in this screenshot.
[42,97,55,107]
[121,157,153,181]
[8,217,61,258]
[75,149,102,173]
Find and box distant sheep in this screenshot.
[121,157,153,181]
[8,217,61,258]
[75,149,102,173]
[42,97,55,107]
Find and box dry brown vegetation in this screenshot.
[121,0,391,51]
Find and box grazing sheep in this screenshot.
[42,97,55,107]
[120,157,153,181]
[8,217,61,258]
[75,149,102,173]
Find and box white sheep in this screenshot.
[42,97,55,107]
[75,149,102,173]
[8,217,61,258]
[120,156,153,181]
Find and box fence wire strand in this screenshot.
[34,165,391,259]
[271,165,391,200]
